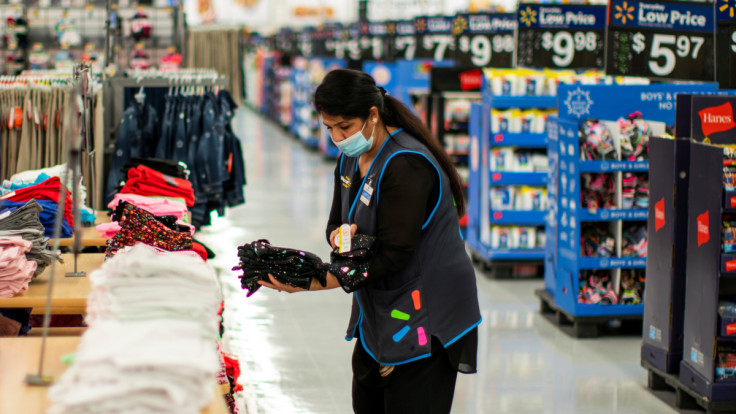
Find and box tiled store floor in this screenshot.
[196,107,695,414]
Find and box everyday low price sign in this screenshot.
[452,13,515,68]
[605,0,714,81]
[516,4,606,69]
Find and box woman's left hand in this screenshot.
[258,274,308,294]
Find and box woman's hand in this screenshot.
[257,273,343,293]
[329,224,359,249]
[258,274,308,294]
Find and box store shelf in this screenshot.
[579,256,647,269]
[445,123,470,132]
[490,95,557,109]
[571,303,645,317]
[490,171,547,186]
[717,336,736,342]
[579,208,648,221]
[491,133,548,148]
[579,160,649,173]
[490,210,546,225]
[486,248,545,261]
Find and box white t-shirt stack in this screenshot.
[48,243,221,414]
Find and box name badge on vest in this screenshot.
[360,177,374,206]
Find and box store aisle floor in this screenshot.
[197,108,690,414]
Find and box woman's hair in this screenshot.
[314,69,466,217]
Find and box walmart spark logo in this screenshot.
[386,22,396,35]
[614,1,635,24]
[720,0,735,19]
[452,15,468,35]
[520,7,538,27]
[415,18,427,33]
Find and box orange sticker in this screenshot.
[412,290,421,310]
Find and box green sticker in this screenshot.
[391,309,410,321]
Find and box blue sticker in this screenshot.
[691,349,699,363]
[393,325,411,342]
[649,327,656,339]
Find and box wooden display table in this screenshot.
[0,253,104,314]
[49,210,111,248]
[0,337,229,414]
[51,226,109,248]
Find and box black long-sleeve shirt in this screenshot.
[326,153,477,373]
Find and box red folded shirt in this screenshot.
[120,165,195,207]
[0,177,74,227]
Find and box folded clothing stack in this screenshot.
[121,165,195,207]
[0,236,36,298]
[0,176,74,228]
[105,201,193,258]
[6,164,96,224]
[99,193,192,238]
[47,243,220,414]
[0,200,62,276]
[233,235,376,296]
[0,199,73,238]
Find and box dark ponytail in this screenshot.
[314,69,466,217]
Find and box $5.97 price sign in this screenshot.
[452,13,515,68]
[605,0,714,81]
[516,4,606,69]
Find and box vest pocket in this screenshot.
[360,277,430,364]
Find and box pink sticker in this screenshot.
[417,327,427,346]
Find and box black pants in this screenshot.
[352,337,458,414]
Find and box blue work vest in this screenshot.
[339,129,481,365]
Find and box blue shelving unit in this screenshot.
[466,75,554,275]
[539,83,721,333]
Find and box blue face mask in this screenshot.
[332,119,375,157]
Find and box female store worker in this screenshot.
[258,69,481,414]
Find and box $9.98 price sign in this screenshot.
[452,13,515,68]
[606,0,714,81]
[516,4,606,69]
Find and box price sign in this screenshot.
[365,21,391,61]
[393,20,418,60]
[605,0,714,81]
[516,4,606,69]
[297,29,314,58]
[275,28,295,55]
[452,13,516,68]
[716,0,736,88]
[414,16,456,61]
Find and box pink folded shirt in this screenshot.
[107,194,188,220]
[0,236,37,298]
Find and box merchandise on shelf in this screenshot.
[444,99,471,129]
[719,300,736,336]
[490,186,547,211]
[130,11,153,40]
[578,270,618,305]
[490,148,547,172]
[581,223,614,257]
[716,344,736,381]
[490,225,544,249]
[619,269,645,304]
[580,119,616,160]
[622,224,648,258]
[581,173,616,210]
[618,111,651,161]
[485,68,610,97]
[491,109,553,134]
[444,135,470,154]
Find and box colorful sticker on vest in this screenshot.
[391,309,410,321]
[417,327,428,346]
[412,290,422,310]
[393,325,411,342]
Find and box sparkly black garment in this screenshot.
[233,235,377,296]
[233,240,329,297]
[328,234,376,293]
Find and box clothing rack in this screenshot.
[103,70,229,149]
[0,68,104,209]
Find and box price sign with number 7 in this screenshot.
[716,0,736,88]
[605,0,714,81]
